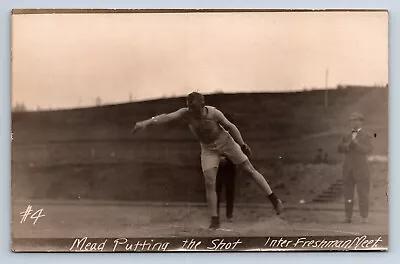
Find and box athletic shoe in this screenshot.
[209,217,220,229]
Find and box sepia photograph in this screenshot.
[11,9,388,252]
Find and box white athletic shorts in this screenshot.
[200,131,248,172]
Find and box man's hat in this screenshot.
[349,112,364,121]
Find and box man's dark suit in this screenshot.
[216,156,236,220]
[338,128,373,219]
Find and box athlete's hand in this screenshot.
[241,143,252,159]
[131,121,147,134]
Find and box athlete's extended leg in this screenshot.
[238,160,284,215]
[239,160,272,194]
[219,134,283,215]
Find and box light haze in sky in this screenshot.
[11,11,388,110]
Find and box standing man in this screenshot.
[338,112,373,224]
[132,92,283,229]
[216,156,237,222]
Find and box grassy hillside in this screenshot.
[12,86,388,162]
[11,86,389,203]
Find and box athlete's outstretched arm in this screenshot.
[214,109,245,146]
[132,108,187,134]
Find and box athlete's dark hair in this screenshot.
[187,92,204,104]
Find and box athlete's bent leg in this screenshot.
[204,168,219,217]
[200,147,221,228]
[203,168,220,228]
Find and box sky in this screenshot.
[11,11,388,110]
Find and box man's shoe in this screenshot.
[360,217,369,224]
[209,217,220,229]
[227,216,233,223]
[343,217,352,223]
[274,199,284,215]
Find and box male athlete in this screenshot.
[132,92,284,229]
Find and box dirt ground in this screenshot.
[12,201,388,240]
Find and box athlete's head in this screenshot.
[186,92,205,117]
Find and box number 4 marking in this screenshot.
[30,209,45,225]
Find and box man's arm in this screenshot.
[214,109,245,146]
[338,135,350,153]
[349,133,373,155]
[132,108,187,133]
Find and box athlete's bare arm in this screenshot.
[214,109,245,146]
[131,108,187,134]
